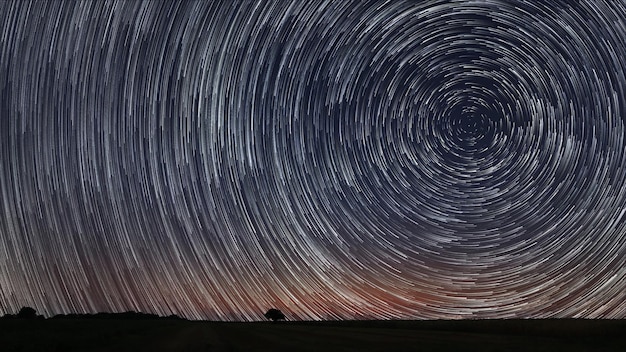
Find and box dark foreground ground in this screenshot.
[1,318,625,351]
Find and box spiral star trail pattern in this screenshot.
[1,0,626,321]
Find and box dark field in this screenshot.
[1,318,625,351]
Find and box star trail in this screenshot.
[1,0,626,321]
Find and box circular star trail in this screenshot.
[1,0,626,321]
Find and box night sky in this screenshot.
[1,0,626,321]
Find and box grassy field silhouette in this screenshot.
[1,318,625,351]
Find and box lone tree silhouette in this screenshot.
[17,307,37,319]
[264,308,286,321]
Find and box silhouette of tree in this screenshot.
[264,308,286,321]
[17,306,37,319]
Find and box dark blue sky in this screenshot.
[1,0,625,321]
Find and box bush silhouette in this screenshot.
[264,308,286,321]
[17,306,37,319]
